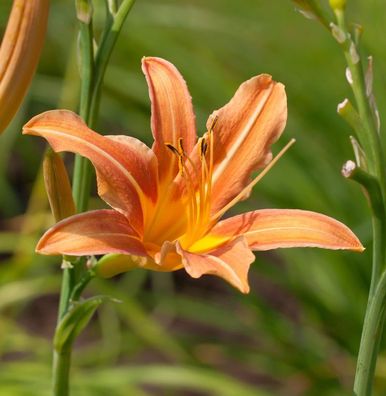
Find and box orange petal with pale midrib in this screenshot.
[209,209,364,252]
[142,57,196,185]
[37,210,147,256]
[23,110,158,234]
[207,74,287,215]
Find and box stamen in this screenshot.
[203,129,214,222]
[178,137,185,154]
[190,127,216,242]
[165,142,185,175]
[165,143,180,156]
[178,155,184,176]
[211,138,296,222]
[166,141,201,232]
[199,137,208,158]
[200,140,209,223]
[208,115,219,131]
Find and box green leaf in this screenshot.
[54,295,115,352]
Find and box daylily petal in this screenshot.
[104,135,159,226]
[176,237,255,293]
[37,209,147,256]
[96,240,184,279]
[23,110,158,234]
[209,209,364,252]
[154,240,184,271]
[207,74,287,214]
[142,57,196,185]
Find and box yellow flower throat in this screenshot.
[143,117,295,255]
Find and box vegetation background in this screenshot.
[0,0,385,395]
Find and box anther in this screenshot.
[178,137,185,156]
[199,137,208,158]
[209,115,219,132]
[165,143,180,156]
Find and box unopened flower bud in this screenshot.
[342,160,356,178]
[0,0,49,134]
[95,254,148,278]
[43,150,76,222]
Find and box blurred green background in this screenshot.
[0,0,385,395]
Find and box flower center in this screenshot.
[165,118,217,249]
[142,119,217,251]
[143,118,295,255]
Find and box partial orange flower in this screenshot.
[23,57,363,293]
[0,0,49,133]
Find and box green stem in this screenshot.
[52,348,72,396]
[72,4,95,213]
[53,269,95,396]
[53,265,76,396]
[89,0,136,126]
[354,271,386,395]
[334,9,386,395]
[341,22,386,393]
[57,267,75,321]
[53,4,95,395]
[70,269,96,301]
[342,166,386,300]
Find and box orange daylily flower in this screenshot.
[23,57,363,293]
[0,0,50,133]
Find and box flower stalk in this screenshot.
[329,4,386,395]
[332,10,386,394]
[292,1,386,393]
[51,1,137,395]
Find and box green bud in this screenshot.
[342,159,384,217]
[337,98,358,127]
[95,254,147,278]
[76,0,93,24]
[329,0,346,11]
